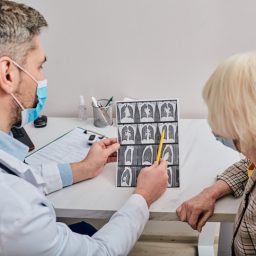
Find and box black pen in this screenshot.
[105,96,113,107]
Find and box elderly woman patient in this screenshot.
[177,52,256,255]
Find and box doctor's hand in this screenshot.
[135,160,168,207]
[176,180,232,232]
[71,138,120,182]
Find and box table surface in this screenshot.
[25,117,241,222]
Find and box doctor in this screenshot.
[0,1,168,255]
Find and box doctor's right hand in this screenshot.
[71,138,120,183]
[135,160,168,207]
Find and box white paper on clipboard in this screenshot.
[25,127,104,165]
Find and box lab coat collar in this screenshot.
[0,149,46,193]
[0,130,29,161]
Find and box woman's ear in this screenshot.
[0,57,19,94]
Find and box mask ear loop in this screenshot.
[12,60,38,84]
[10,93,25,110]
[10,60,39,110]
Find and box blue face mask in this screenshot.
[213,133,237,151]
[11,61,48,128]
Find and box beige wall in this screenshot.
[19,0,256,118]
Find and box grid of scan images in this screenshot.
[116,99,180,188]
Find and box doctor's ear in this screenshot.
[0,57,20,94]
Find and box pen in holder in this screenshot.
[92,99,113,127]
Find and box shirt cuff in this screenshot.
[58,164,73,187]
[124,194,149,220]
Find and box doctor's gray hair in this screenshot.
[0,0,47,64]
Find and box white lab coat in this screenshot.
[0,149,149,256]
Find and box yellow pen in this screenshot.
[156,128,166,163]
[248,162,255,177]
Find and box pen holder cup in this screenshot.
[92,99,113,127]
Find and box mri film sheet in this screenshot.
[116,99,179,188]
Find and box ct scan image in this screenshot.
[116,99,180,188]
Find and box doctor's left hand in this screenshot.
[71,138,120,183]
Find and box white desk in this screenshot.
[26,117,241,256]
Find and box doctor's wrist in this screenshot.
[70,161,92,183]
[134,189,152,208]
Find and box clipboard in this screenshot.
[25,127,106,165]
